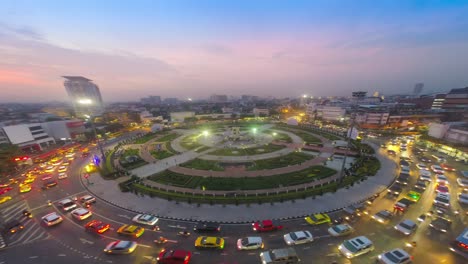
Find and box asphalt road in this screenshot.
[0,136,466,264]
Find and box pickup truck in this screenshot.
[394,198,414,212]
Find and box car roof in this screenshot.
[247,236,262,243]
[401,219,416,226]
[349,236,372,247]
[204,236,218,244]
[389,248,409,259]
[73,208,88,214]
[60,198,73,203]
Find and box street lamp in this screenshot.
[78,98,106,163]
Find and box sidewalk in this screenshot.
[83,140,397,223]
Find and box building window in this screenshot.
[29,126,43,131]
[34,135,50,140]
[31,130,44,135]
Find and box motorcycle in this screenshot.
[178,231,191,237]
[154,237,168,244]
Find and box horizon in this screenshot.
[1,0,468,102]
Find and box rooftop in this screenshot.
[62,76,92,82]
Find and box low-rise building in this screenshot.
[170,111,195,122]
[253,108,269,117]
[428,122,468,145]
[2,123,55,151]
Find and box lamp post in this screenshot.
[78,99,106,163]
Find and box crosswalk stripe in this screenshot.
[9,223,40,245]
[23,228,44,244]
[1,201,27,215]
[2,203,28,219]
[2,204,29,222]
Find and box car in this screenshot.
[19,184,32,193]
[394,220,417,235]
[156,249,192,264]
[1,220,24,234]
[58,166,67,172]
[388,184,404,195]
[103,240,137,254]
[194,236,225,249]
[132,214,159,226]
[328,224,354,237]
[406,191,421,202]
[419,174,431,182]
[260,247,300,264]
[237,236,264,250]
[194,222,221,233]
[45,166,55,172]
[394,198,414,212]
[457,178,468,188]
[71,208,92,220]
[420,157,432,163]
[399,160,410,167]
[41,174,53,181]
[436,174,449,185]
[58,198,77,211]
[42,212,63,226]
[0,187,13,195]
[449,228,468,259]
[0,196,12,204]
[458,193,468,205]
[58,172,68,179]
[79,195,96,205]
[400,156,412,163]
[377,248,412,264]
[387,150,396,156]
[283,230,314,245]
[23,177,35,184]
[441,163,456,172]
[395,174,410,185]
[432,155,447,163]
[338,236,374,258]
[372,210,393,224]
[414,180,427,191]
[433,193,451,208]
[252,220,283,232]
[304,213,331,225]
[431,165,445,174]
[429,216,452,233]
[43,179,58,189]
[85,220,110,234]
[416,163,428,170]
[436,184,449,194]
[400,167,410,175]
[117,225,145,238]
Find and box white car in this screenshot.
[42,212,63,226]
[458,193,468,205]
[394,219,417,235]
[416,164,428,170]
[457,178,468,188]
[283,230,313,245]
[436,174,449,185]
[372,210,393,224]
[58,198,77,211]
[434,193,451,207]
[132,214,159,226]
[328,224,354,237]
[338,236,374,258]
[431,165,445,174]
[58,172,68,179]
[237,236,263,250]
[377,248,412,264]
[71,208,92,220]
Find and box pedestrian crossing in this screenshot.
[0,201,48,247]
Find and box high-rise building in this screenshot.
[63,76,104,117]
[413,83,424,96]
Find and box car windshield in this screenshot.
[400,222,413,229]
[115,241,130,249]
[343,240,359,253]
[384,251,401,262]
[141,215,154,221]
[333,225,346,233]
[289,232,298,240]
[241,238,249,245]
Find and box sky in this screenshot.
[1,0,468,102]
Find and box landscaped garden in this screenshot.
[247,151,312,170]
[207,144,284,156]
[180,135,203,150]
[264,129,293,143]
[119,148,148,169]
[150,150,174,160]
[148,165,336,190]
[180,158,224,171]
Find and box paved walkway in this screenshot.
[83,140,397,222]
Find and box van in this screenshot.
[260,247,300,264]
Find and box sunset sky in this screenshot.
[1,0,468,102]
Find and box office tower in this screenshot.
[63,76,104,117]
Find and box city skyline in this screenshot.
[1,0,468,102]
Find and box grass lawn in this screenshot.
[180,135,203,150]
[148,165,336,190]
[180,158,224,171]
[247,152,312,170]
[134,132,159,144]
[291,131,321,144]
[157,133,179,142]
[264,129,293,143]
[208,144,284,156]
[150,150,174,160]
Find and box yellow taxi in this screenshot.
[305,213,332,225]
[117,225,145,238]
[194,236,225,249]
[0,196,12,204]
[23,176,36,184]
[20,184,32,193]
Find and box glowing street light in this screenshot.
[252,128,257,134]
[302,94,308,98]
[202,130,209,137]
[272,132,277,136]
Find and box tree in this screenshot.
[0,144,23,175]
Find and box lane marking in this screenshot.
[58,254,66,257]
[79,238,94,245]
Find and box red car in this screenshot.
[0,187,13,195]
[157,249,191,264]
[440,164,456,172]
[252,220,283,232]
[436,184,449,194]
[85,220,110,234]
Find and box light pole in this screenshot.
[78,99,106,163]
